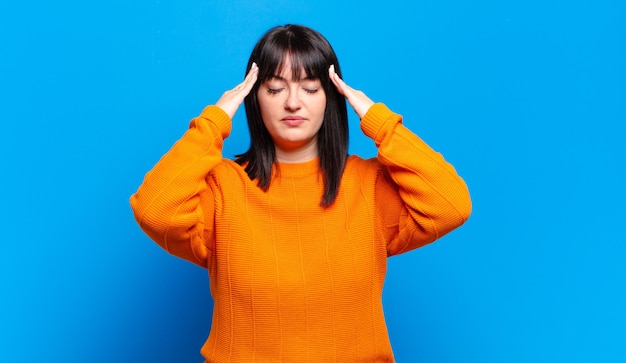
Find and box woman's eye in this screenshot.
[304,88,319,94]
[267,88,282,94]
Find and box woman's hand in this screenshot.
[329,64,375,119]
[216,62,259,119]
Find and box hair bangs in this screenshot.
[256,37,327,83]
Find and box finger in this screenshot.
[328,64,342,93]
[242,62,259,91]
[329,64,352,96]
[233,62,259,94]
[328,64,374,118]
[215,63,259,118]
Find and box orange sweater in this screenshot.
[130,103,471,362]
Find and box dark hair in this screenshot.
[236,24,349,207]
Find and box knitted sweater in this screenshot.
[130,103,471,362]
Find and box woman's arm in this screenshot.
[130,64,258,267]
[330,66,471,255]
[130,106,231,267]
[363,104,472,255]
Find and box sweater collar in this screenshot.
[274,158,319,177]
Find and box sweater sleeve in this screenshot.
[129,105,232,268]
[361,103,472,256]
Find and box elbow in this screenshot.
[449,174,472,224]
[435,194,472,239]
[444,185,472,229]
[459,192,472,223]
[454,187,472,227]
[129,193,165,244]
[129,193,147,226]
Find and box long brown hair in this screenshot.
[236,24,349,207]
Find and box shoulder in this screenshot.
[344,155,385,179]
[344,155,397,192]
[208,159,250,184]
[346,154,381,168]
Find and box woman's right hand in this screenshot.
[216,62,259,119]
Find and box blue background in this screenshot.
[1,0,625,362]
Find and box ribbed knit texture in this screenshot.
[130,103,472,362]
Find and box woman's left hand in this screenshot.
[329,64,375,119]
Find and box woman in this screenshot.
[131,24,471,362]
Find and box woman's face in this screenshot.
[257,57,326,161]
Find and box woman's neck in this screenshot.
[275,140,318,163]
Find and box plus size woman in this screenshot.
[131,24,471,362]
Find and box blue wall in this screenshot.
[1,0,625,362]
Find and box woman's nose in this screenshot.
[284,88,302,110]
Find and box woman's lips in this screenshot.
[281,116,305,126]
